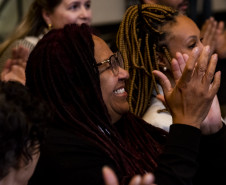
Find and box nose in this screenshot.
[79,6,89,18]
[118,67,129,80]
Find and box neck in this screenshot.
[111,115,121,124]
[0,170,28,185]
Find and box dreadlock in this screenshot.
[26,24,167,184]
[117,4,178,117]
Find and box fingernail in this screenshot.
[193,47,199,55]
[212,53,218,60]
[144,173,155,184]
[133,175,141,185]
[205,45,210,53]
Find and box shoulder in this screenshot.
[143,96,172,132]
[30,125,113,185]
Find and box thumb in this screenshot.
[153,70,172,96]
[156,94,165,104]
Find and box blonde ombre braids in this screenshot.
[116,4,178,116]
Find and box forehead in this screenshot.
[93,35,113,63]
[61,0,89,4]
[157,0,187,7]
[157,0,182,6]
[165,15,200,40]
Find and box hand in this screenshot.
[215,24,226,59]
[201,17,226,59]
[153,46,221,130]
[156,52,189,112]
[201,95,222,135]
[1,46,29,85]
[1,62,26,85]
[11,46,30,61]
[201,17,219,55]
[102,166,156,185]
[170,52,222,134]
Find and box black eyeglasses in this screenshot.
[96,51,124,76]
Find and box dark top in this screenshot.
[29,122,226,185]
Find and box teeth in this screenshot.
[114,88,125,94]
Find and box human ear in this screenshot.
[42,9,52,28]
[156,52,169,72]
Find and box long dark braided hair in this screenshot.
[117,4,178,117]
[25,24,167,183]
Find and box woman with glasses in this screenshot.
[26,24,225,185]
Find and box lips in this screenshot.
[178,1,189,13]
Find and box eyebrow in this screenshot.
[185,35,198,42]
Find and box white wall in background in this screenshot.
[0,0,33,39]
[213,0,226,12]
[197,0,226,13]
[91,0,126,25]
[0,1,17,38]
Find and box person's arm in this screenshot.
[194,123,226,185]
[155,124,201,185]
[153,46,221,185]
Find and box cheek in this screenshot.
[87,11,92,19]
[51,13,75,28]
[63,14,79,24]
[57,13,80,27]
[100,75,115,103]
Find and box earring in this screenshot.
[48,23,52,30]
[163,66,167,71]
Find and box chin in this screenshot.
[120,103,130,114]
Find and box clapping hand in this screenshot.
[153,46,221,133]
[103,166,156,185]
[1,46,29,85]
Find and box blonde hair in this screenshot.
[0,0,62,56]
[116,4,178,116]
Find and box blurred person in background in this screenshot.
[0,81,50,185]
[0,0,92,85]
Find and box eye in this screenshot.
[84,1,91,9]
[97,61,111,74]
[68,3,80,10]
[99,66,111,74]
[188,42,197,49]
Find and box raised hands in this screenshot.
[1,46,29,85]
[153,46,221,133]
[103,166,156,185]
[215,25,226,59]
[172,51,222,134]
[201,17,226,58]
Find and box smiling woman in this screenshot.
[93,36,130,124]
[117,4,204,131]
[24,23,226,185]
[0,0,92,85]
[42,0,92,28]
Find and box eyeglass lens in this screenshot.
[111,52,124,75]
